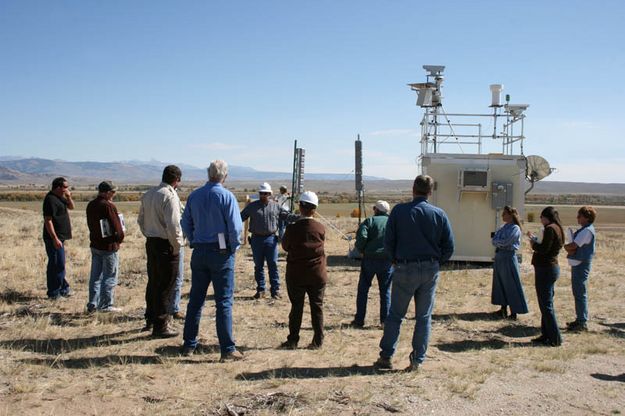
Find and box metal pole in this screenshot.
[290,139,297,212]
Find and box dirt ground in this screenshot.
[0,206,623,415]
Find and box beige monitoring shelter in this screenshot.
[409,65,552,262]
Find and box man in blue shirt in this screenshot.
[180,160,244,361]
[374,175,454,372]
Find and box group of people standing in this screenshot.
[40,165,597,370]
[491,205,597,347]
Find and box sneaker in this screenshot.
[373,356,393,370]
[405,352,420,372]
[271,291,282,299]
[100,306,122,313]
[508,313,518,321]
[48,294,66,301]
[61,289,73,298]
[86,304,96,313]
[567,321,588,332]
[253,291,266,299]
[152,328,179,338]
[220,350,244,362]
[180,346,195,357]
[279,340,298,350]
[171,311,185,320]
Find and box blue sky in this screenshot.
[1,0,624,182]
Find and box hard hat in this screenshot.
[279,185,288,192]
[258,182,273,194]
[374,200,390,213]
[299,191,319,207]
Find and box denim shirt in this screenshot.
[181,182,242,252]
[384,196,454,263]
[491,223,521,251]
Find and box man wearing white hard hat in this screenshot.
[241,182,294,299]
[350,200,393,329]
[280,191,327,349]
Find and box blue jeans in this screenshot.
[571,261,592,323]
[183,245,236,354]
[250,234,280,295]
[355,258,393,325]
[534,265,562,345]
[169,246,185,314]
[44,239,70,298]
[379,260,439,364]
[87,248,119,309]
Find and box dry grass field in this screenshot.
[0,203,624,415]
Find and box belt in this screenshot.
[252,233,276,237]
[395,258,438,264]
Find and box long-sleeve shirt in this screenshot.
[530,224,563,267]
[491,222,521,251]
[384,196,454,263]
[240,199,292,236]
[181,181,242,253]
[282,218,327,285]
[138,182,184,254]
[355,213,390,259]
[86,195,124,251]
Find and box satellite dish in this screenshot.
[526,155,553,181]
[525,155,554,194]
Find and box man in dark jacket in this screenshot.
[86,181,125,312]
[351,200,393,328]
[280,191,327,350]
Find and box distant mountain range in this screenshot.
[1,157,624,196]
[0,157,379,184]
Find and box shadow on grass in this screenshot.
[436,338,530,352]
[590,373,625,383]
[433,312,504,322]
[494,324,540,338]
[0,330,145,354]
[21,355,165,368]
[155,343,221,357]
[0,289,39,304]
[236,365,397,380]
[598,322,625,338]
[326,255,360,268]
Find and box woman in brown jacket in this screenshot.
[280,191,327,349]
[527,206,564,347]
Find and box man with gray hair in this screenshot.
[181,160,244,361]
[374,175,454,372]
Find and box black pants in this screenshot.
[145,237,180,331]
[286,279,326,346]
[534,265,562,346]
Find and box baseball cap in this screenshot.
[98,181,117,192]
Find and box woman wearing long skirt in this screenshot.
[528,206,564,347]
[491,206,528,320]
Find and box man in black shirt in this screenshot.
[42,177,75,299]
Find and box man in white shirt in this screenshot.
[138,165,184,338]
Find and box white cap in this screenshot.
[258,182,273,194]
[299,191,319,207]
[374,200,390,213]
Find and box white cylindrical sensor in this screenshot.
[489,84,504,106]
